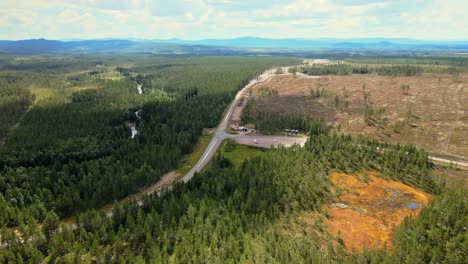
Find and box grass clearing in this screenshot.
[220,139,265,168]
[102,76,124,80]
[67,85,98,92]
[31,87,56,102]
[177,134,213,175]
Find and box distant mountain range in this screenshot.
[1,37,468,54]
[152,37,468,50]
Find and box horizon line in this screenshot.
[1,37,468,42]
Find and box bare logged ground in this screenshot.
[247,73,468,158]
[140,171,181,196]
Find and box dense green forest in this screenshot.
[1,131,464,263]
[0,55,299,225]
[0,54,465,262]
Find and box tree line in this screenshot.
[301,64,426,76]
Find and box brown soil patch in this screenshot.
[323,172,432,252]
[247,74,468,157]
[141,171,181,196]
[230,95,249,131]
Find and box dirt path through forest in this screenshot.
[1,104,33,145]
[443,84,464,152]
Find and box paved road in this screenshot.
[181,68,280,182]
[180,66,329,183]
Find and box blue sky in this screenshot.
[0,0,466,40]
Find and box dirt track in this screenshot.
[142,171,180,196]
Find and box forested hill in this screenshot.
[155,37,468,51]
[0,39,249,55]
[0,39,133,54]
[1,38,468,54]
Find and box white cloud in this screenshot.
[0,0,466,40]
[185,12,195,21]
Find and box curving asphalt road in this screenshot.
[182,68,281,182]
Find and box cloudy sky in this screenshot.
[0,0,466,40]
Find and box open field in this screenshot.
[31,87,56,102]
[245,73,468,158]
[219,139,265,168]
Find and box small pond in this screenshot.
[407,202,419,209]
